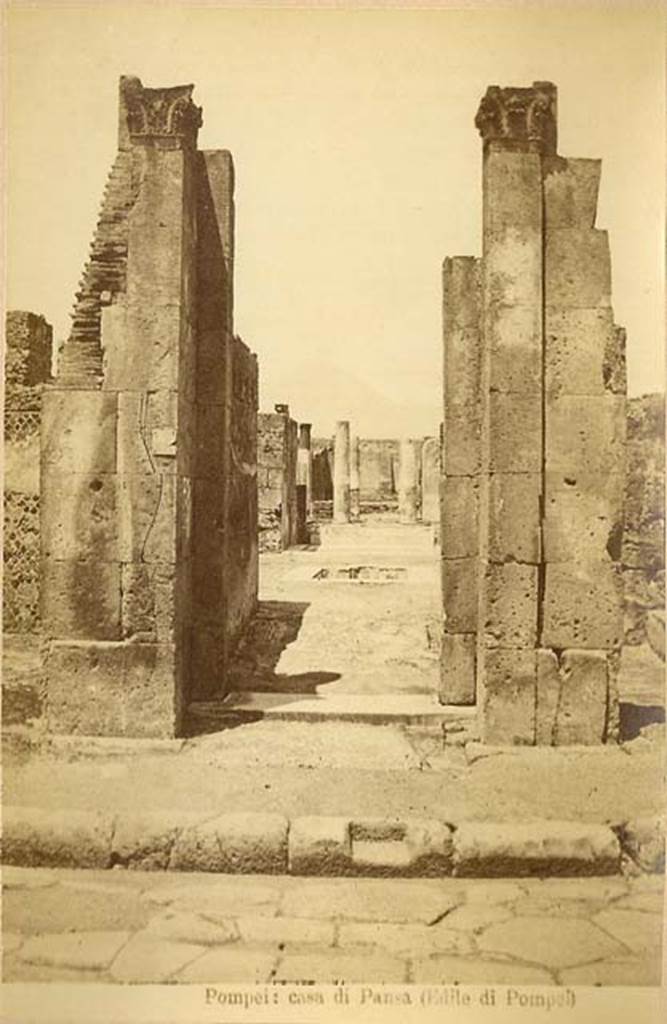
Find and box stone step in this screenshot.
[189,692,476,727]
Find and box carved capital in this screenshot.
[120,77,202,148]
[475,81,557,154]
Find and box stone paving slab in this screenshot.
[2,867,663,986]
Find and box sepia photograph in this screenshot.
[1,1,665,1021]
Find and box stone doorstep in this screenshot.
[189,693,476,727]
[2,807,663,879]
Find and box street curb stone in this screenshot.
[452,821,621,877]
[2,807,658,877]
[2,807,114,869]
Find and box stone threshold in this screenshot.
[3,807,663,878]
[189,692,477,727]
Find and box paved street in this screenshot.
[2,867,663,985]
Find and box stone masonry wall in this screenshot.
[623,394,665,645]
[258,408,299,552]
[227,337,259,649]
[441,82,626,746]
[4,312,53,634]
[40,76,258,737]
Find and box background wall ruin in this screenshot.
[4,312,53,635]
[257,406,300,552]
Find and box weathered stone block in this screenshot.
[481,647,536,745]
[41,473,118,561]
[543,471,624,564]
[170,814,289,873]
[45,640,179,737]
[535,648,559,745]
[442,557,478,633]
[536,648,610,745]
[117,473,176,563]
[288,817,352,875]
[453,821,620,877]
[442,256,481,330]
[41,389,117,474]
[545,307,617,397]
[117,391,179,476]
[119,305,183,392]
[111,811,199,871]
[542,561,624,649]
[194,329,228,405]
[439,632,476,705]
[485,563,538,647]
[488,473,541,564]
[489,393,541,473]
[444,327,482,405]
[440,476,479,558]
[606,325,627,395]
[121,562,175,641]
[485,230,542,308]
[193,402,226,479]
[543,157,601,229]
[42,561,121,640]
[126,147,188,296]
[483,149,542,232]
[546,394,625,477]
[443,399,482,476]
[545,228,611,308]
[488,304,541,394]
[2,807,113,869]
[189,622,226,700]
[618,815,665,874]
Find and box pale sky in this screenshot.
[5,2,665,437]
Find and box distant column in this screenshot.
[297,422,313,517]
[333,420,351,523]
[398,439,419,523]
[350,435,361,520]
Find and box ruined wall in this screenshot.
[358,440,399,504]
[41,76,258,737]
[4,312,53,634]
[258,408,299,552]
[624,394,665,645]
[227,338,259,647]
[312,441,333,505]
[441,82,626,746]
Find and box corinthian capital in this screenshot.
[475,81,557,154]
[119,76,202,149]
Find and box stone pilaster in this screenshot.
[440,82,624,743]
[538,154,625,744]
[440,257,482,705]
[333,420,351,523]
[42,76,257,737]
[477,85,546,744]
